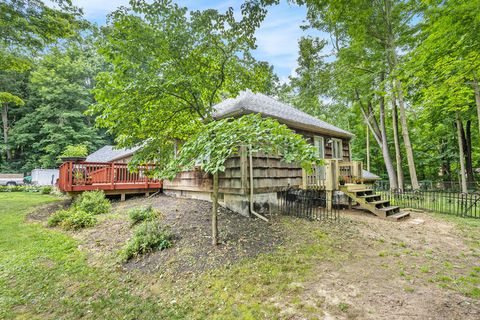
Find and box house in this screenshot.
[86,145,142,163]
[60,90,398,218]
[162,90,361,215]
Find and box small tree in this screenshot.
[161,114,322,245]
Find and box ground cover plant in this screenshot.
[128,205,159,225]
[47,190,110,230]
[120,219,173,262]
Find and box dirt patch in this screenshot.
[27,200,71,223]
[284,209,480,320]
[120,195,285,275]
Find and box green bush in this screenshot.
[0,185,55,193]
[74,190,111,215]
[60,210,97,230]
[120,220,173,262]
[128,206,159,225]
[60,144,88,158]
[47,209,71,227]
[40,186,53,194]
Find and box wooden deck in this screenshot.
[58,161,162,195]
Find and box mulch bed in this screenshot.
[120,195,285,275]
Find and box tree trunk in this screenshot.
[379,91,398,190]
[391,97,404,190]
[472,74,480,138]
[455,112,468,193]
[2,103,11,161]
[358,95,397,190]
[384,0,419,190]
[394,80,419,189]
[211,172,219,245]
[366,126,370,172]
[461,120,474,188]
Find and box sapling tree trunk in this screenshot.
[460,120,474,187]
[211,171,219,245]
[366,126,370,172]
[391,96,404,190]
[455,112,468,193]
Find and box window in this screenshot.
[313,136,325,180]
[313,136,325,159]
[332,138,343,159]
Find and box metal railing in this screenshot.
[376,189,480,219]
[277,188,339,221]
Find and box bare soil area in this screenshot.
[283,210,480,319]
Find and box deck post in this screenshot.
[239,146,248,194]
[68,161,73,192]
[327,190,333,211]
[110,162,115,190]
[120,193,125,201]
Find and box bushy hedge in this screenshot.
[47,190,111,231]
[128,206,159,225]
[120,220,173,262]
[0,185,57,194]
[74,190,111,215]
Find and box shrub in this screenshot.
[120,220,173,262]
[128,206,159,225]
[60,210,97,230]
[74,190,110,215]
[47,209,71,227]
[60,144,88,158]
[40,186,53,194]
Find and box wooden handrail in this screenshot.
[57,161,161,192]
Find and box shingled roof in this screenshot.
[213,90,354,138]
[86,145,141,163]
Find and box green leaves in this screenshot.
[91,0,277,155]
[0,92,24,106]
[160,114,322,180]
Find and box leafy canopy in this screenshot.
[161,114,322,180]
[90,0,277,167]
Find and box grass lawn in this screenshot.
[0,193,184,319]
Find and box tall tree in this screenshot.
[0,0,84,164]
[10,40,107,170]
[91,0,276,165]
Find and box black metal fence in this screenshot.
[277,188,340,221]
[376,189,480,218]
[374,180,479,193]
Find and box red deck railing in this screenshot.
[58,161,162,192]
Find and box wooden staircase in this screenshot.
[340,185,410,221]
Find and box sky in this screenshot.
[66,0,328,81]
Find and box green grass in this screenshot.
[0,193,183,319]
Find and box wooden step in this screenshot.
[386,211,410,221]
[379,206,401,215]
[351,189,372,193]
[369,200,390,207]
[358,194,380,200]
